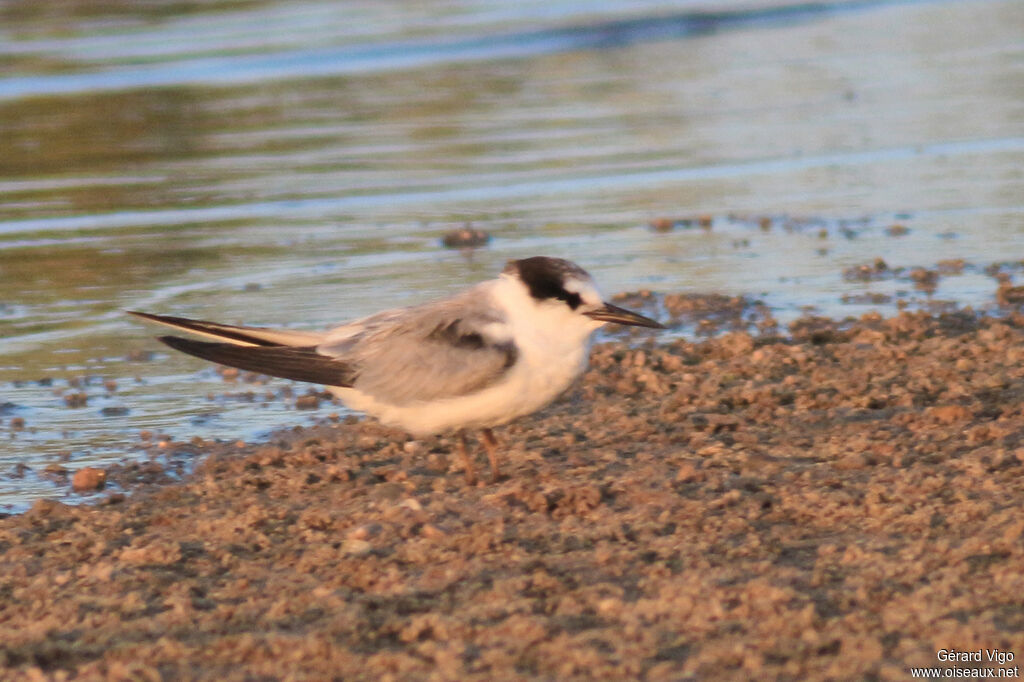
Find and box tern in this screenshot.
[129,256,663,484]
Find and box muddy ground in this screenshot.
[3,306,1024,680]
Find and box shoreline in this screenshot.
[2,307,1024,679]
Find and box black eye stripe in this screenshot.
[561,292,582,309]
[510,257,591,310]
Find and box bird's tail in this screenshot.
[128,311,354,386]
[126,310,325,347]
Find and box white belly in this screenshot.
[330,337,591,436]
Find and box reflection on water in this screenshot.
[1,0,1022,510]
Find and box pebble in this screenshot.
[295,394,320,410]
[71,467,107,492]
[420,523,446,539]
[441,227,491,249]
[997,284,1024,305]
[342,538,373,557]
[927,405,972,424]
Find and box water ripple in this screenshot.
[0,0,927,100]
[1,135,1021,237]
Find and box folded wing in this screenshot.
[320,290,518,405]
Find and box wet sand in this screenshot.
[3,305,1024,680]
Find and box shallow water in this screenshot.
[1,0,1022,511]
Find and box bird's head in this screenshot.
[501,256,664,331]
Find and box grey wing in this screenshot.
[319,293,518,405]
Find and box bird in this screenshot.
[128,256,664,484]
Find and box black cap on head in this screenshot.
[504,257,590,309]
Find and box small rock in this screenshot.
[676,462,701,482]
[597,598,623,617]
[72,467,107,492]
[342,538,373,557]
[441,226,491,249]
[400,498,423,512]
[421,523,446,540]
[997,285,1024,305]
[909,268,938,290]
[64,392,88,408]
[843,259,889,281]
[650,217,710,231]
[927,405,972,425]
[937,259,966,275]
[295,393,320,410]
[347,524,382,541]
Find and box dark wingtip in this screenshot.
[157,334,190,350]
[127,310,174,325]
[154,335,356,387]
[157,335,212,359]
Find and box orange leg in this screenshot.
[481,428,502,483]
[456,431,477,486]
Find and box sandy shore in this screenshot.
[2,305,1024,680]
